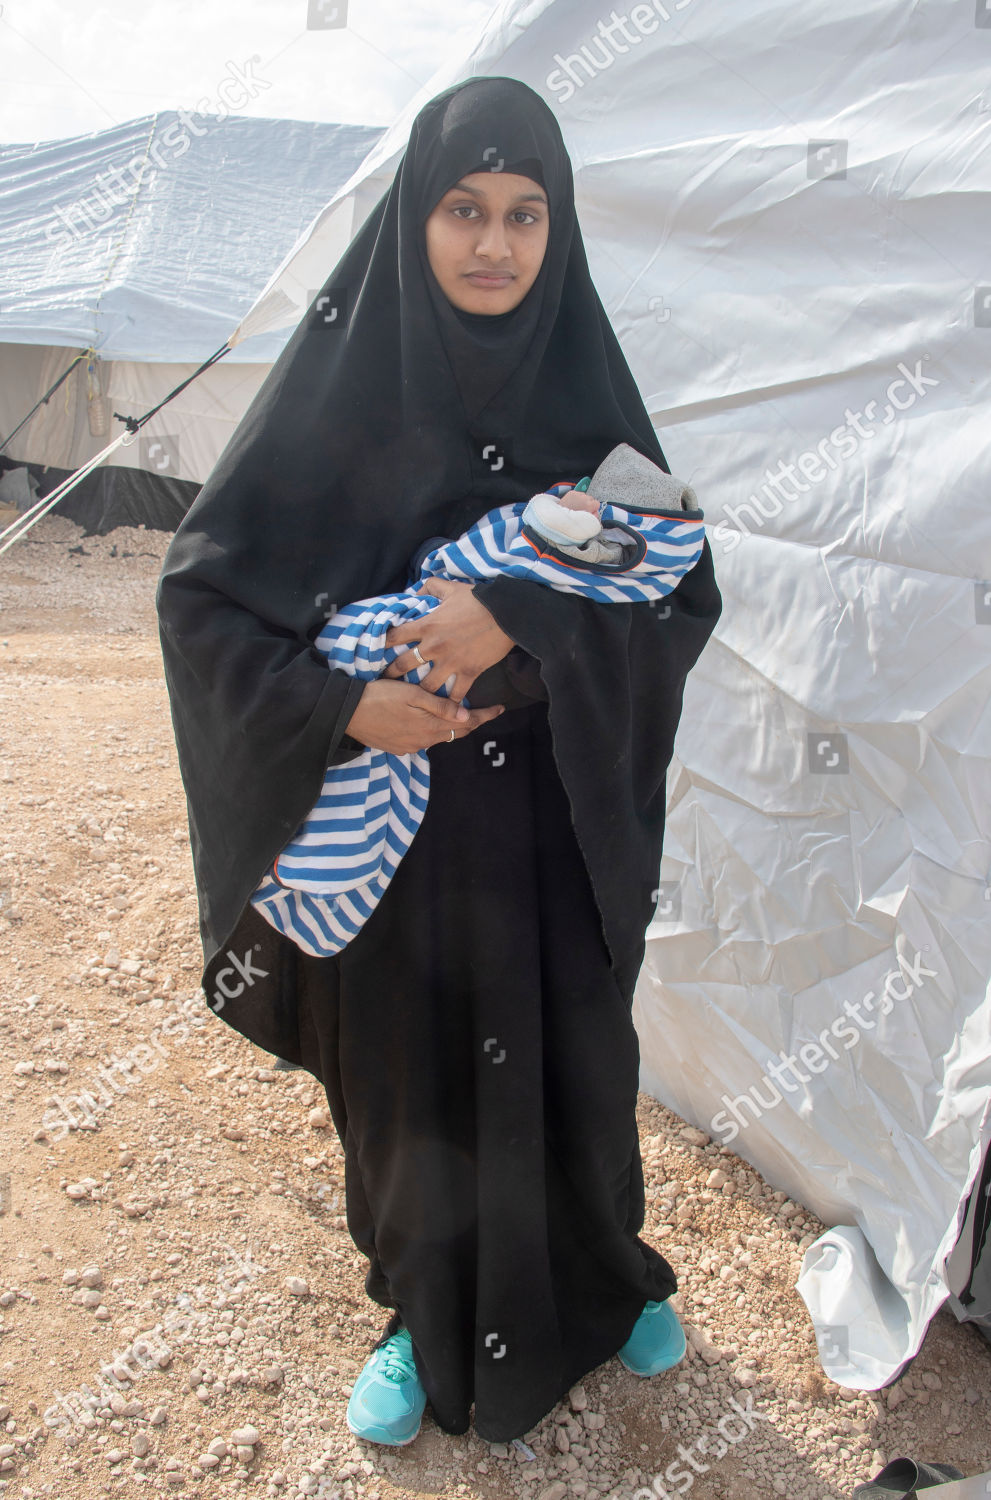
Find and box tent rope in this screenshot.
[0,339,233,556]
[0,431,134,556]
[113,340,232,434]
[0,348,94,455]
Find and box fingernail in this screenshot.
[456,706,470,721]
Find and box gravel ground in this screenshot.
[0,512,989,1500]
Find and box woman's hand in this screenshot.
[382,578,516,703]
[345,678,505,755]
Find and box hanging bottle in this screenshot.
[86,353,110,438]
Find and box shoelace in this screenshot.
[379,1330,417,1384]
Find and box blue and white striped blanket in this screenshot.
[249,489,706,958]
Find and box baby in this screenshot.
[513,440,701,568]
[250,442,706,958]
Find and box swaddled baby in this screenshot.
[250,442,706,958]
[522,440,701,565]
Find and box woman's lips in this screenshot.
[466,272,514,287]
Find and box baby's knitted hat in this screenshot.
[587,442,699,513]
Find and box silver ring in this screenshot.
[449,729,456,741]
[412,644,426,667]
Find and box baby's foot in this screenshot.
[556,488,600,514]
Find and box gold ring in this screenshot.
[412,645,427,667]
[449,729,456,741]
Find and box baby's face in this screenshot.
[557,489,600,514]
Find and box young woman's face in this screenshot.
[424,171,549,314]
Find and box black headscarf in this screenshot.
[156,75,722,992]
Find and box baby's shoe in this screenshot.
[523,491,602,547]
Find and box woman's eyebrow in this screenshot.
[447,179,548,205]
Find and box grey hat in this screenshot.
[588,442,700,514]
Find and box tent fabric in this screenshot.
[0,112,384,363]
[945,1139,991,1345]
[0,112,386,525]
[226,0,991,1388]
[0,457,196,537]
[0,343,273,484]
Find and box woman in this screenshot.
[156,76,722,1448]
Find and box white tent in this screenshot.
[226,0,991,1388]
[0,110,383,531]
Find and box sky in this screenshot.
[0,0,495,145]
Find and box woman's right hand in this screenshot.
[344,678,505,755]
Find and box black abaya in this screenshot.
[223,698,675,1440]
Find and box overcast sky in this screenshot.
[0,0,495,144]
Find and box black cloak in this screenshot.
[156,74,721,998]
[156,75,722,1441]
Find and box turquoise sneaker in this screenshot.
[616,1298,687,1376]
[346,1326,426,1445]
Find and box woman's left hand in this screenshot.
[383,578,515,703]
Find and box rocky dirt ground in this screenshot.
[0,512,989,1500]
